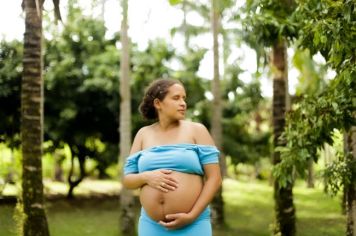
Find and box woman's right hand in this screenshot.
[143,169,178,192]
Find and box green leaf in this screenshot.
[168,0,182,5]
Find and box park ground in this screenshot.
[0,178,345,236]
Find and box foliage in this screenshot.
[168,0,182,6]
[321,152,355,196]
[0,0,271,184]
[295,0,356,71]
[273,0,356,189]
[192,63,271,165]
[243,0,298,47]
[222,72,271,165]
[168,0,271,166]
[172,47,207,110]
[274,69,355,186]
[0,40,22,148]
[241,0,299,75]
[44,5,120,179]
[130,39,175,133]
[292,49,328,96]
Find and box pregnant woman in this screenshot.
[123,79,222,236]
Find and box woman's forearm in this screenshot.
[122,172,148,189]
[189,174,222,219]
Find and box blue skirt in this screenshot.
[138,207,212,236]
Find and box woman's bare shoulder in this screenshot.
[181,121,214,145]
[182,120,206,130]
[130,124,156,154]
[136,124,156,137]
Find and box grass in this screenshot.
[47,199,124,236]
[0,178,345,236]
[215,179,345,236]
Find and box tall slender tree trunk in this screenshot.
[181,0,189,50]
[5,149,16,184]
[53,150,64,182]
[345,126,356,236]
[21,0,49,235]
[119,0,136,235]
[101,0,107,20]
[210,0,225,227]
[307,159,315,188]
[272,38,296,236]
[323,143,333,193]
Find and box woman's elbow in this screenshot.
[122,176,132,189]
[216,174,222,188]
[207,172,222,189]
[122,175,141,189]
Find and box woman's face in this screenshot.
[154,83,187,120]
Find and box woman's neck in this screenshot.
[156,118,180,131]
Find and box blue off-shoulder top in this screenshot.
[124,143,220,176]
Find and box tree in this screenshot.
[345,127,356,236]
[0,40,22,147]
[243,0,298,234]
[271,38,295,236]
[209,0,225,227]
[118,0,136,235]
[44,2,120,197]
[292,48,328,188]
[20,0,60,235]
[0,40,22,185]
[220,74,270,176]
[274,1,356,235]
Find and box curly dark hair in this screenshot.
[139,78,183,120]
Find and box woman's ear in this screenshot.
[153,98,161,110]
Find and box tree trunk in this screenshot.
[53,150,64,182]
[21,0,49,235]
[119,0,136,235]
[323,143,333,193]
[307,159,315,188]
[67,146,86,199]
[101,0,107,20]
[342,134,348,215]
[182,0,189,50]
[345,126,356,236]
[272,39,296,236]
[5,149,16,184]
[210,0,225,227]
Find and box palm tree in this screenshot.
[271,38,296,236]
[21,1,61,235]
[210,0,225,227]
[118,0,136,235]
[21,0,49,235]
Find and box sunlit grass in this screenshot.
[214,178,345,236]
[0,179,345,236]
[0,205,16,236]
[47,199,123,236]
[43,179,121,196]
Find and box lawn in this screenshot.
[0,178,345,236]
[216,179,345,236]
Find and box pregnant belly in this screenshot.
[140,171,203,222]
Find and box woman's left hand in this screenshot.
[158,213,194,230]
